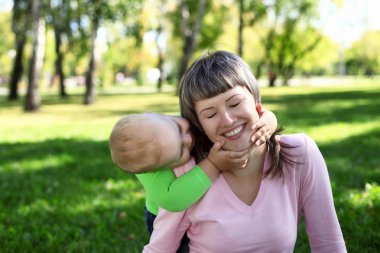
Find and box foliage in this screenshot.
[197,2,229,50]
[0,11,14,77]
[261,0,322,86]
[345,30,380,75]
[1,0,380,109]
[0,82,379,252]
[297,34,339,75]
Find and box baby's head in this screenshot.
[109,113,194,173]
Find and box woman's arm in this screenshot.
[300,135,347,253]
[143,208,190,253]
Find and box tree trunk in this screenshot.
[24,1,45,112]
[268,66,277,87]
[8,34,26,100]
[176,0,207,93]
[84,16,99,105]
[268,78,276,87]
[237,0,244,57]
[255,60,263,80]
[155,32,164,93]
[177,36,194,84]
[53,24,67,97]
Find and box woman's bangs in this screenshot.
[189,65,242,101]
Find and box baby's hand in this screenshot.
[250,118,272,146]
[250,103,275,146]
[207,140,249,171]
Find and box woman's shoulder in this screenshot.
[279,133,315,146]
[279,133,318,159]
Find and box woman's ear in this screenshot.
[256,103,264,116]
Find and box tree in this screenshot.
[236,0,266,57]
[139,0,168,92]
[345,30,380,75]
[0,12,14,79]
[276,21,321,86]
[48,0,73,97]
[83,0,100,104]
[155,25,165,92]
[176,0,207,91]
[82,0,143,104]
[8,0,30,101]
[298,33,339,75]
[24,0,46,112]
[260,0,321,86]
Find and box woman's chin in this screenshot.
[224,138,252,152]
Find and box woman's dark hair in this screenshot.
[179,50,287,179]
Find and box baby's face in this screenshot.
[153,115,194,169]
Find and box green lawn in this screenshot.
[1,84,379,252]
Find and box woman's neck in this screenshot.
[221,144,267,205]
[224,144,267,179]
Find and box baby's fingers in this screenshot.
[252,119,265,131]
[226,150,248,159]
[211,140,226,152]
[251,126,270,145]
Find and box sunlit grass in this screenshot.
[0,83,379,252]
[308,121,379,143]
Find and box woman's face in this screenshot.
[194,86,259,152]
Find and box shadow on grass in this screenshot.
[265,89,380,128]
[0,138,149,253]
[1,87,379,252]
[294,126,380,252]
[319,127,380,189]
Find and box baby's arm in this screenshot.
[137,142,248,212]
[136,164,212,212]
[250,103,278,146]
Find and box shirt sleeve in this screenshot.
[142,208,190,253]
[299,135,347,253]
[136,165,211,212]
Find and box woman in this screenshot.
[143,51,346,253]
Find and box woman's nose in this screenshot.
[220,111,235,126]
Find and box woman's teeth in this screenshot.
[224,125,244,137]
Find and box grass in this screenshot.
[1,83,379,252]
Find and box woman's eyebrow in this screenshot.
[226,94,240,102]
[199,107,214,114]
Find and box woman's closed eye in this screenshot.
[206,113,216,119]
[200,109,217,119]
[230,102,240,108]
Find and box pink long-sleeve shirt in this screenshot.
[143,134,346,253]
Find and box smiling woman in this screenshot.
[143,51,347,253]
[195,86,259,152]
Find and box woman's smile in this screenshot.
[222,123,246,139]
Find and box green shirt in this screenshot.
[136,164,211,215]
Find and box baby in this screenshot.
[109,108,276,234]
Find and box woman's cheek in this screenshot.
[203,121,217,142]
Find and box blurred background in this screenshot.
[0,0,379,252]
[0,0,379,108]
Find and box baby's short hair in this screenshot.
[109,114,161,173]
